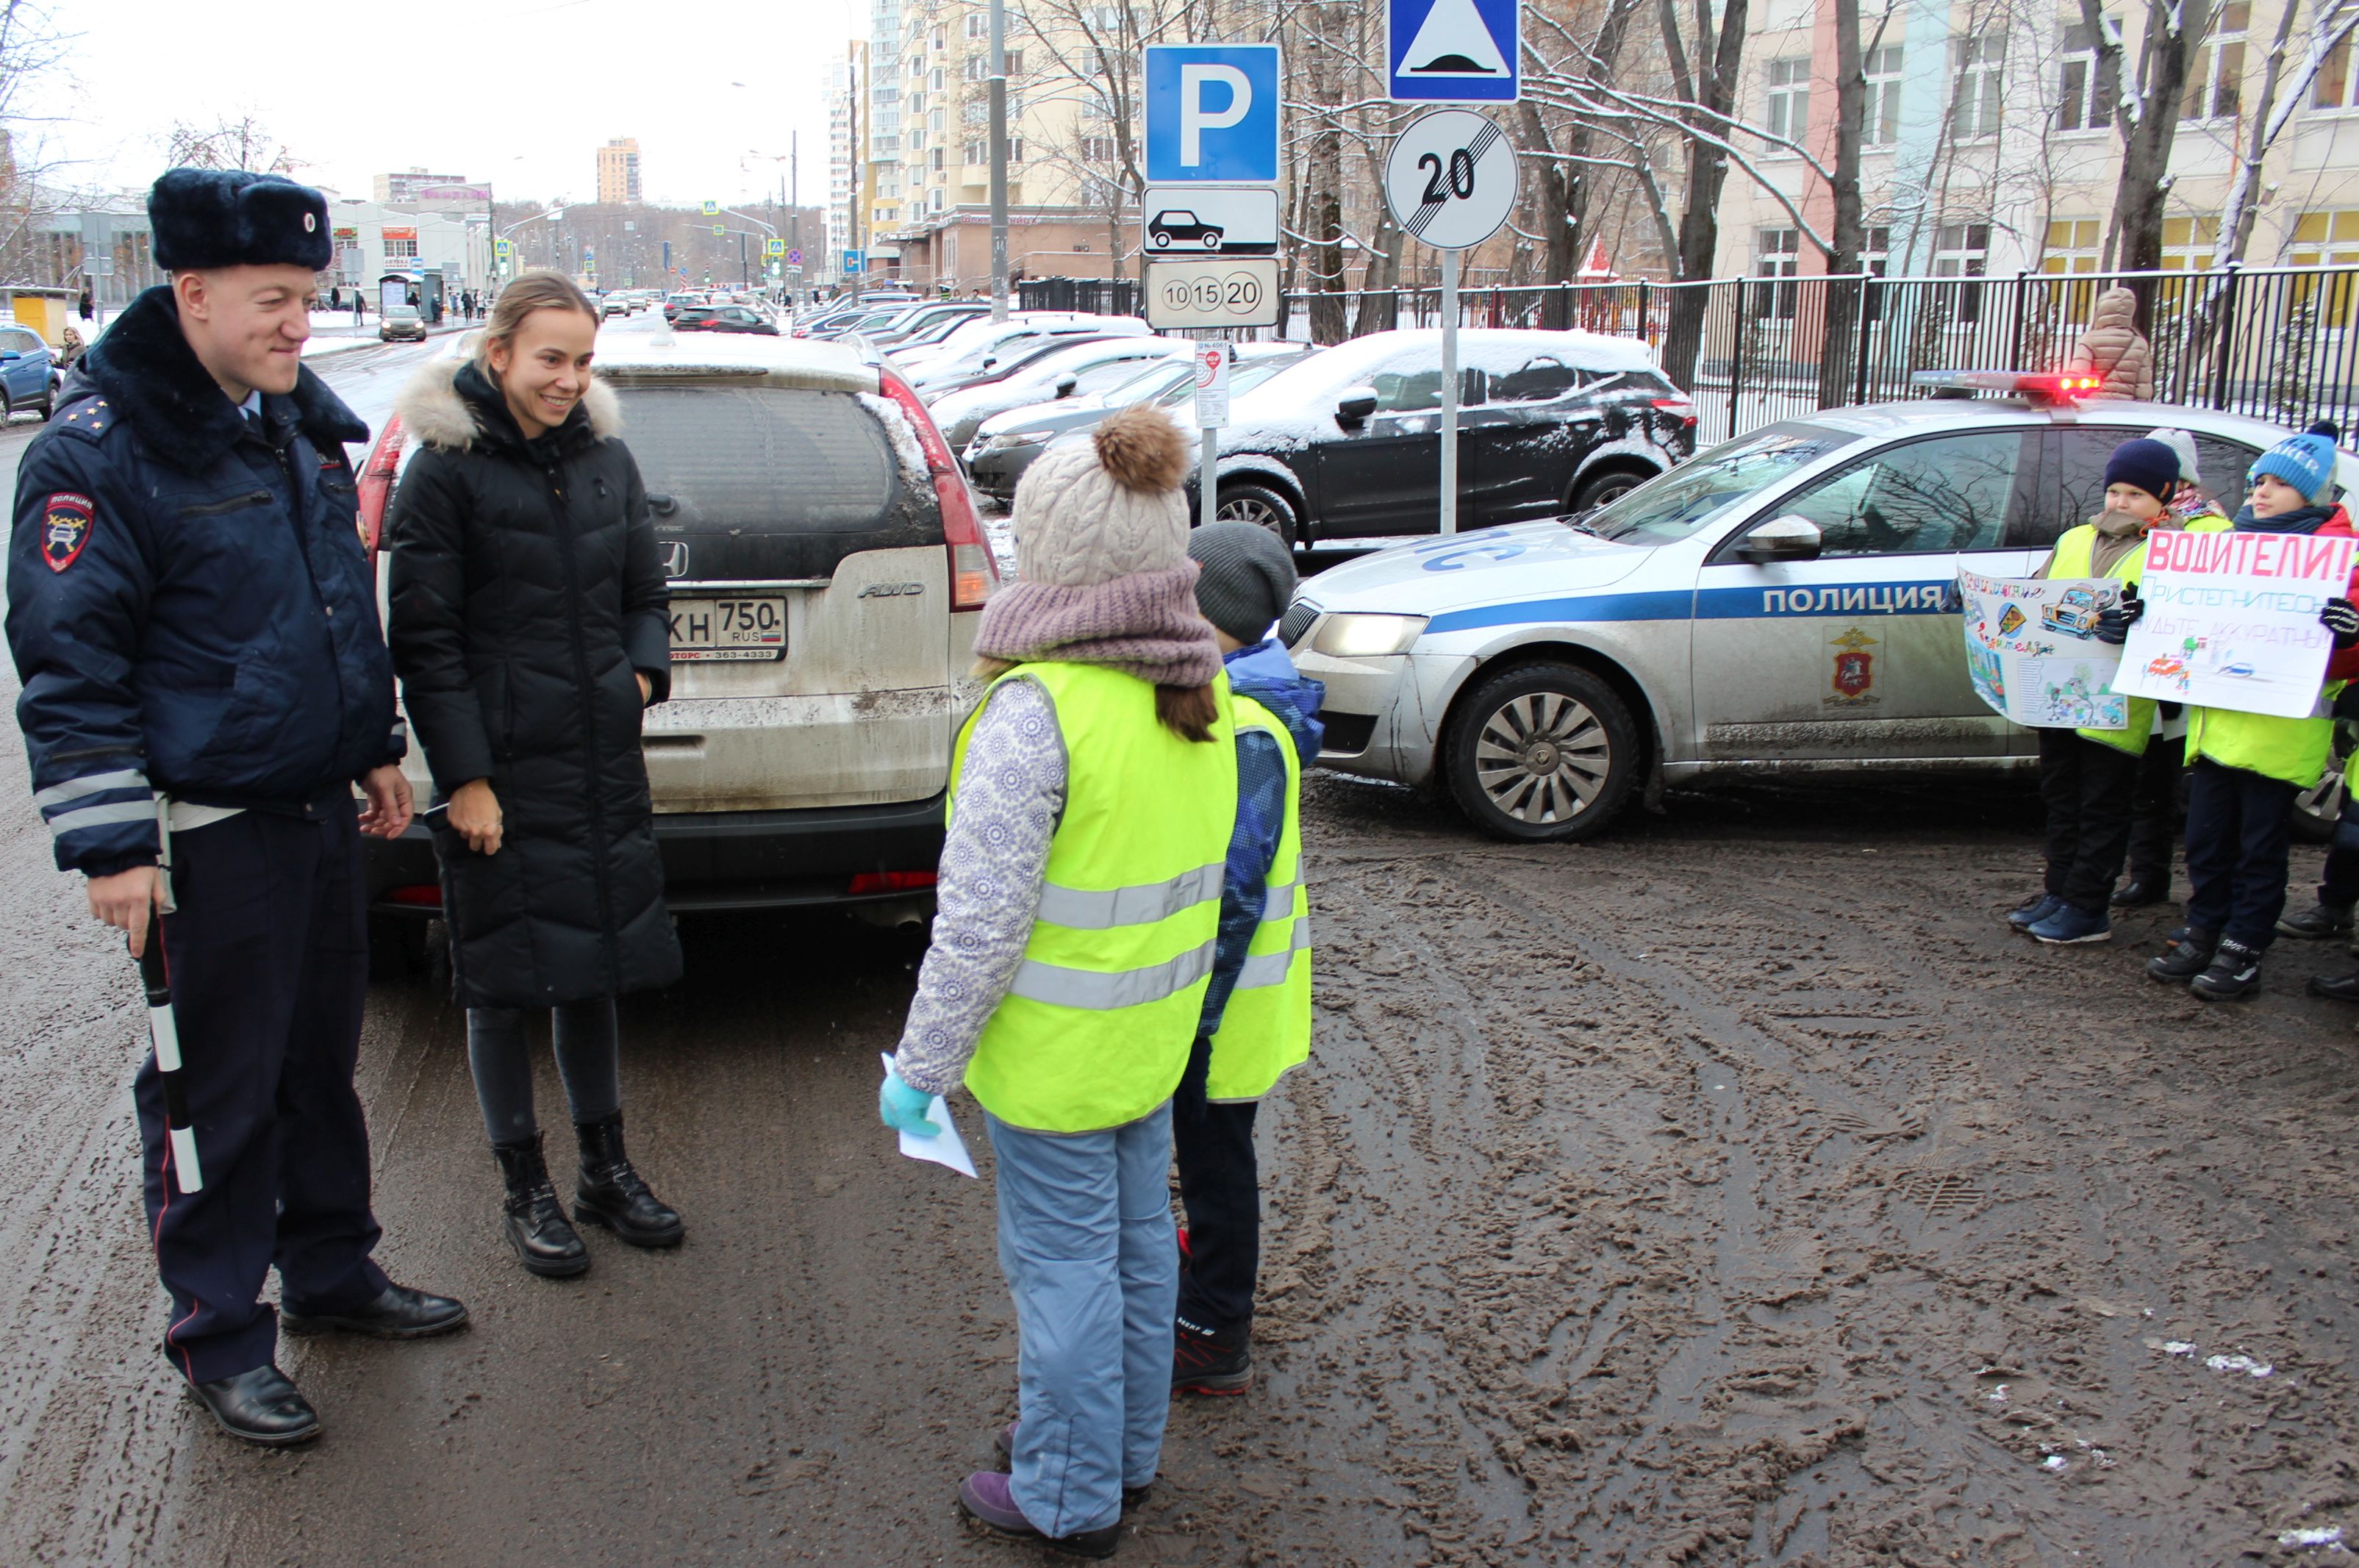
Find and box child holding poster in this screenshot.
[2008,437,2187,945]
[2126,426,2359,998]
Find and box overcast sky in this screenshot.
[29,0,859,212]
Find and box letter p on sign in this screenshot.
[1145,44,1282,184]
[1180,65,1250,164]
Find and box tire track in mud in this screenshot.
[1292,776,2359,1567]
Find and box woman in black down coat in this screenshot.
[387,271,684,1279]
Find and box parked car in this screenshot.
[965,345,1315,501]
[927,337,1192,451]
[1191,328,1696,548]
[904,313,1153,395]
[353,332,1000,973]
[677,304,780,335]
[379,304,428,343]
[662,291,709,323]
[0,323,57,419]
[600,295,630,318]
[1277,381,2334,844]
[865,301,992,347]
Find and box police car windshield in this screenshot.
[1589,424,1840,545]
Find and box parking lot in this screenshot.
[4,338,2359,1568]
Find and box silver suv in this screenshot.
[359,332,997,966]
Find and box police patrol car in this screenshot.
[1282,374,2359,842]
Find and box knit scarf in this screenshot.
[2233,501,2338,534]
[971,562,1223,688]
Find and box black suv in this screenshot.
[1195,327,1697,545]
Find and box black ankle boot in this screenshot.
[491,1134,590,1278]
[573,1114,684,1248]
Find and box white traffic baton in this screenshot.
[137,933,201,1193]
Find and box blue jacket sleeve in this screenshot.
[1198,728,1289,1040]
[4,437,160,876]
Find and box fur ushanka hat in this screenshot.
[148,168,333,273]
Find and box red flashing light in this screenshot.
[848,870,939,896]
[876,365,1000,611]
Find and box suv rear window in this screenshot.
[615,384,936,581]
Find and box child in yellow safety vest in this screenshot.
[2009,438,2189,945]
[1169,523,1324,1399]
[2133,424,2359,999]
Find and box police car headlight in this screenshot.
[1312,613,1428,658]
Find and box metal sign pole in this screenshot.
[989,0,1009,321]
[1202,428,1217,531]
[1441,248,1460,536]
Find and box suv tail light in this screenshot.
[357,412,406,555]
[1650,397,1698,428]
[877,365,1000,611]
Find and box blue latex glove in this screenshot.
[879,1064,941,1136]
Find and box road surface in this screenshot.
[1,337,2356,1566]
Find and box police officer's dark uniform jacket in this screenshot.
[385,354,681,1009]
[4,171,420,1392]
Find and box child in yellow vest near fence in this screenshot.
[2009,438,2188,945]
[2137,426,2359,999]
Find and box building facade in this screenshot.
[1716,0,2359,287]
[373,169,487,204]
[597,139,643,207]
[326,198,493,301]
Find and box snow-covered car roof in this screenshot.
[590,330,880,394]
[1258,327,1657,387]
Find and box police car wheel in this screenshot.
[1214,483,1297,548]
[1444,662,1638,842]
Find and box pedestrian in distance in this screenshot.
[385,271,685,1278]
[881,404,1236,1559]
[2009,437,2189,945]
[2135,423,2359,998]
[1170,522,1323,1398]
[2113,429,2220,908]
[4,168,467,1448]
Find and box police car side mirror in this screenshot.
[1735,515,1822,564]
[1336,387,1379,426]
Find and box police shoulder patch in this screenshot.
[41,492,93,573]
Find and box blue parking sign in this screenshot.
[1386,0,1519,102]
[1144,44,1281,184]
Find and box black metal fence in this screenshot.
[1029,267,2359,447]
[1016,276,1139,315]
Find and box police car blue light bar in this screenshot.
[1910,369,2103,403]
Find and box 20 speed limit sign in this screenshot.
[1383,108,1517,251]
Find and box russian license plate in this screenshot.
[667,596,787,662]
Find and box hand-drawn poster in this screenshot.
[1958,569,2129,729]
[2113,529,2357,720]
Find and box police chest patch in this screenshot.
[41,492,93,573]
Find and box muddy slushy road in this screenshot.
[3,343,2358,1567]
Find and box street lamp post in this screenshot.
[989,0,1009,321]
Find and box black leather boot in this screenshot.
[573,1113,684,1248]
[492,1134,590,1278]
[179,1359,320,1446]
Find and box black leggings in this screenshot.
[466,1000,622,1145]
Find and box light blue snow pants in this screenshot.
[986,1100,1178,1539]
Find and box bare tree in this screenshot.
[2081,0,2213,273]
[2212,0,2359,264]
[163,115,302,176]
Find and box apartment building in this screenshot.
[865,0,1108,288]
[1716,0,2359,288]
[826,46,867,282]
[597,138,643,207]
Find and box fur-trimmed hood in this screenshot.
[394,352,623,454]
[74,284,367,473]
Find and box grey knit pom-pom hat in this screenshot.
[1009,404,1193,587]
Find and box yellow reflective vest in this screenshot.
[2047,523,2158,756]
[1206,692,1312,1103]
[2178,514,2349,788]
[951,662,1238,1134]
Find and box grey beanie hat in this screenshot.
[1187,520,1296,644]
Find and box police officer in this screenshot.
[5,170,467,1447]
